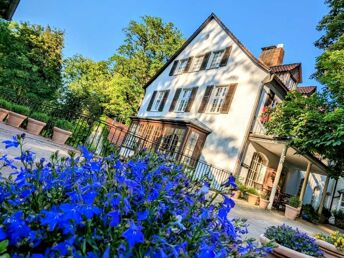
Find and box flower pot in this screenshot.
[7,111,27,128]
[259,198,270,209]
[0,108,9,122]
[247,193,259,205]
[260,234,314,258]
[27,118,46,136]
[316,239,344,258]
[232,190,241,199]
[285,204,300,220]
[52,127,72,145]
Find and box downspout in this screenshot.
[233,74,275,176]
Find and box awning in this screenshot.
[249,134,328,175]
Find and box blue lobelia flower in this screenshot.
[222,194,235,208]
[102,246,110,258]
[108,210,120,227]
[221,175,237,189]
[2,135,20,149]
[0,227,7,241]
[79,146,93,161]
[0,154,17,169]
[198,243,215,258]
[122,221,144,249]
[137,209,148,221]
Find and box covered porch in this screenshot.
[239,133,329,213]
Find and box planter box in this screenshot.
[27,118,46,136]
[260,234,314,258]
[0,108,9,122]
[52,127,72,145]
[259,198,270,209]
[285,204,300,220]
[232,190,241,199]
[7,111,27,128]
[316,239,344,258]
[247,193,259,205]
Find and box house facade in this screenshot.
[129,13,335,211]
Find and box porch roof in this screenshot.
[249,134,328,175]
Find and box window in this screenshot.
[175,59,188,74]
[209,50,224,68]
[159,127,185,156]
[191,56,204,72]
[151,91,165,111]
[182,131,199,166]
[176,89,192,112]
[245,153,267,188]
[209,86,228,113]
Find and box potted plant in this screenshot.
[52,119,73,144]
[232,181,246,199]
[300,204,319,224]
[27,112,50,136]
[285,196,301,220]
[0,98,12,122]
[7,103,30,128]
[260,224,324,258]
[315,231,344,258]
[246,187,259,205]
[259,191,270,209]
[333,210,344,229]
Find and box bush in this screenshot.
[265,224,323,257]
[315,231,344,251]
[259,191,269,200]
[237,181,247,193]
[333,210,344,229]
[288,196,300,208]
[55,119,74,131]
[30,112,50,123]
[10,103,30,116]
[0,98,12,110]
[301,204,319,223]
[0,134,272,257]
[246,187,258,195]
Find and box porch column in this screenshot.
[298,161,312,206]
[318,176,330,216]
[268,144,288,210]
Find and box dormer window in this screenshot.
[209,50,224,69]
[191,56,204,72]
[175,59,188,74]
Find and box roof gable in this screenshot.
[143,13,270,89]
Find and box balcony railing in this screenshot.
[251,117,267,135]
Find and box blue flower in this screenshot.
[2,135,20,149]
[102,246,110,258]
[0,227,7,241]
[122,221,144,249]
[108,210,120,227]
[137,209,148,221]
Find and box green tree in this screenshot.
[0,20,64,107]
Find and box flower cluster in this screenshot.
[0,134,271,257]
[265,224,323,257]
[315,231,344,251]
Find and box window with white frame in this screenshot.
[191,56,204,72]
[209,50,224,68]
[175,59,188,74]
[151,91,165,111]
[208,86,228,113]
[176,89,192,112]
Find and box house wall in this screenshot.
[138,19,268,172]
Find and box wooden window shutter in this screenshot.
[158,90,170,111]
[198,85,214,113]
[169,61,178,76]
[219,46,232,67]
[147,91,157,111]
[220,83,237,113]
[185,87,198,112]
[169,88,182,111]
[184,57,193,73]
[199,52,211,70]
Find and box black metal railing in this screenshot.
[68,116,232,191]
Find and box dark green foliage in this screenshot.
[246,187,258,195]
[30,112,50,123]
[0,98,11,110]
[301,204,319,223]
[288,196,300,208]
[333,209,344,229]
[10,103,30,116]
[55,119,74,131]
[0,20,64,108]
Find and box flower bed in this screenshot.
[0,134,272,257]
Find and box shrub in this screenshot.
[10,103,30,116]
[333,210,344,229]
[259,191,269,200]
[315,231,344,251]
[55,119,74,131]
[0,99,12,110]
[246,187,258,195]
[265,224,323,257]
[0,134,272,257]
[237,181,247,193]
[30,112,50,123]
[288,196,300,208]
[301,204,319,223]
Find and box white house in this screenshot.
[128,13,336,211]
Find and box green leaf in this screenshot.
[0,240,8,254]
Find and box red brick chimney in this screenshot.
[259,44,284,67]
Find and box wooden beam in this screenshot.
[299,161,312,206]
[318,176,330,215]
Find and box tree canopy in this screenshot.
[266,0,344,178]
[0,20,64,107]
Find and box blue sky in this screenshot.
[14,0,327,87]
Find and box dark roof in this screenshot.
[0,0,20,20]
[271,63,302,83]
[143,13,270,89]
[297,86,317,96]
